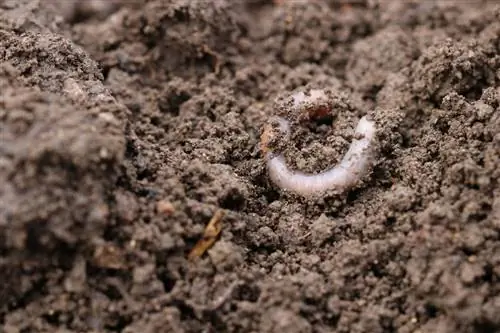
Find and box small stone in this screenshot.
[310,214,336,246]
[156,200,175,215]
[253,226,279,247]
[208,240,243,270]
[385,184,416,212]
[460,262,482,284]
[99,147,109,159]
[64,256,87,293]
[133,263,156,284]
[159,233,175,250]
[88,204,109,224]
[260,308,312,333]
[461,225,484,252]
[115,190,138,223]
[3,324,19,333]
[98,112,119,124]
[63,78,86,102]
[93,243,126,269]
[474,101,494,120]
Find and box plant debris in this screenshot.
[188,209,225,261]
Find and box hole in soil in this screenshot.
[384,216,396,227]
[42,310,71,325]
[463,84,488,103]
[219,188,246,211]
[424,302,438,318]
[172,300,197,320]
[346,187,363,203]
[6,276,48,313]
[125,139,138,159]
[482,263,493,283]
[150,115,161,126]
[137,168,155,181]
[205,312,227,332]
[236,283,261,303]
[102,65,111,80]
[103,314,133,332]
[474,320,500,333]
[158,91,191,116]
[368,261,385,278]
[307,115,334,131]
[136,187,159,199]
[101,281,125,301]
[264,189,280,204]
[159,274,177,293]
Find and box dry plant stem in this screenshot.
[263,115,376,197]
[188,209,224,261]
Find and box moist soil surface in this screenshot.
[1,1,500,332]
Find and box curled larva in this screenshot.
[261,90,376,197]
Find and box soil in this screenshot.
[1,1,500,332]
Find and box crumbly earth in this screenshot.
[1,1,500,332]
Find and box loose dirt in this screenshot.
[1,1,500,332]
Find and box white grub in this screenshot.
[262,89,377,197]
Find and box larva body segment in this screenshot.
[261,89,377,197]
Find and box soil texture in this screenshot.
[1,1,500,332]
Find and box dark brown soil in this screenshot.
[1,1,500,332]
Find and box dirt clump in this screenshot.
[1,1,500,333]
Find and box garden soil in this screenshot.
[1,1,500,332]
